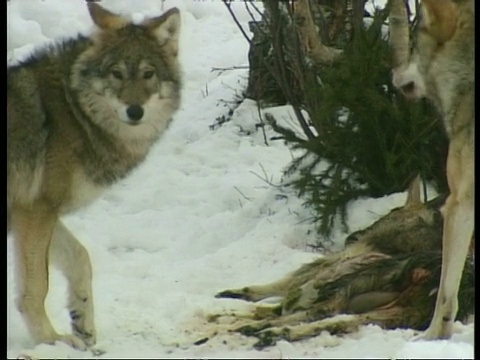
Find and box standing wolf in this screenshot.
[7,3,181,349]
[390,0,474,339]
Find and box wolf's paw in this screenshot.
[16,354,38,360]
[235,321,271,336]
[52,334,88,350]
[215,289,251,301]
[70,310,97,346]
[72,327,96,347]
[413,324,452,341]
[252,327,291,349]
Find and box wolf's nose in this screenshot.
[126,104,144,121]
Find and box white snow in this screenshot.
[7,0,473,358]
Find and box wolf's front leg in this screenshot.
[12,204,86,349]
[216,276,295,302]
[422,136,474,340]
[50,220,96,346]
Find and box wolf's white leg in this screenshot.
[12,204,86,349]
[50,220,96,346]
[423,140,474,340]
[423,197,473,339]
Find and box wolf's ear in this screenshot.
[421,0,457,44]
[405,175,422,207]
[143,8,181,52]
[87,2,128,30]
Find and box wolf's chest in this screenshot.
[61,170,106,213]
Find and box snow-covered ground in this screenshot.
[7,1,474,358]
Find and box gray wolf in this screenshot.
[390,0,474,339]
[202,179,474,348]
[7,3,181,349]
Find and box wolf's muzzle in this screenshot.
[126,104,144,122]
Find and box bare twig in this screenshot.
[245,0,271,39]
[248,0,265,19]
[222,0,252,44]
[250,163,283,188]
[224,0,315,140]
[255,104,269,146]
[265,0,316,140]
[210,65,249,73]
[201,83,209,98]
[243,1,257,24]
[234,186,253,202]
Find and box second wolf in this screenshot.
[208,180,474,348]
[7,3,181,349]
[390,0,474,339]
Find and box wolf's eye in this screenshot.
[111,70,124,80]
[143,70,155,79]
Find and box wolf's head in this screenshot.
[390,0,474,103]
[70,3,182,140]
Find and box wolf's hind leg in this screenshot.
[251,307,404,348]
[12,204,86,349]
[50,220,96,346]
[249,314,361,349]
[216,277,294,302]
[233,308,313,337]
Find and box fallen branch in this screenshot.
[293,0,343,64]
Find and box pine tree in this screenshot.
[238,1,449,239]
